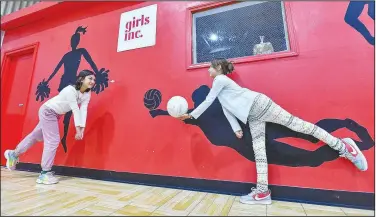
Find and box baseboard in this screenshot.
[12,163,375,210]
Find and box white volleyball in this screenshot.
[167,96,189,118]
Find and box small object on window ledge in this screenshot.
[253,36,274,55]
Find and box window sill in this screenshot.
[187,51,299,70]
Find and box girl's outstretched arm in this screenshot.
[190,76,227,119]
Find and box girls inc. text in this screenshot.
[124,15,150,41]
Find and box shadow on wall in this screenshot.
[63,112,115,167]
[345,1,375,45]
[144,86,374,171]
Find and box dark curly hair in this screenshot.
[74,69,94,92]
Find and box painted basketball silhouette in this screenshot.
[167,96,189,118]
[144,89,162,110]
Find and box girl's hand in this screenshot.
[235,130,243,139]
[75,131,83,140]
[79,127,85,139]
[178,114,192,121]
[75,127,84,140]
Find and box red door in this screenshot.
[1,44,38,166]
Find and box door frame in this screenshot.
[1,42,40,143]
[1,42,39,110]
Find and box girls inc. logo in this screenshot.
[124,15,150,41]
[117,4,157,52]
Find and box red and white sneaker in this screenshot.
[240,188,272,205]
[340,138,368,171]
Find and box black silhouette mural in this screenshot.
[144,86,374,167]
[36,26,110,153]
[345,1,375,45]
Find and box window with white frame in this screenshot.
[192,1,290,64]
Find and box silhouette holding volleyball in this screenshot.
[144,89,162,110]
[167,96,189,118]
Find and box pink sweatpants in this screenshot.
[15,105,61,171]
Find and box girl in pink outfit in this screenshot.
[4,70,95,185]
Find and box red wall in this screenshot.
[1,1,374,193]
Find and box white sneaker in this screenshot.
[4,150,19,171]
[340,138,368,171]
[240,188,272,205]
[36,171,59,185]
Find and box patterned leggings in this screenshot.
[248,94,346,192]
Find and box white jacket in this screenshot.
[44,85,91,127]
[190,75,259,132]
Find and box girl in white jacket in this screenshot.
[179,58,368,205]
[4,70,95,185]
